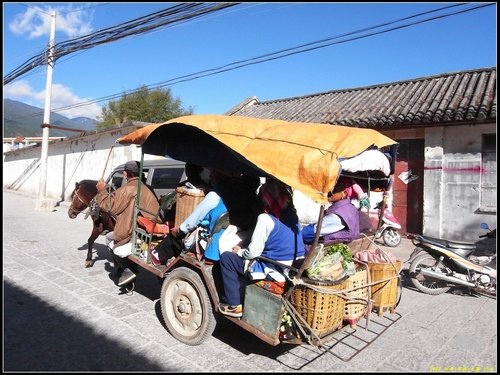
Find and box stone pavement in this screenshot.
[3,190,497,372]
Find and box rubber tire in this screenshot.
[382,228,401,247]
[160,267,216,345]
[409,252,451,295]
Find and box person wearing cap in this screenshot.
[218,177,305,318]
[96,160,160,287]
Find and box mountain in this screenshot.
[3,99,97,138]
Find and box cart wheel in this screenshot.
[160,267,216,345]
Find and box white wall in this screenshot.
[3,125,163,203]
[423,124,497,241]
[4,122,496,241]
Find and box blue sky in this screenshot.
[2,2,497,121]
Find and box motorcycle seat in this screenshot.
[415,234,475,249]
[414,234,476,257]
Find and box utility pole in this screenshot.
[34,11,56,211]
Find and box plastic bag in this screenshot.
[307,252,346,281]
[354,247,397,263]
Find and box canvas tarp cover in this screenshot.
[117,114,397,204]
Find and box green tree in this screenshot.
[96,86,193,128]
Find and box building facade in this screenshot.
[225,67,497,241]
[3,67,496,241]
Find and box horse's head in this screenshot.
[68,180,98,219]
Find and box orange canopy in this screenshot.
[117,114,397,204]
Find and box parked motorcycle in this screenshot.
[374,209,402,247]
[407,223,496,298]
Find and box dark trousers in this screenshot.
[155,235,183,263]
[219,251,247,306]
[111,252,138,274]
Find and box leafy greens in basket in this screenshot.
[307,243,355,281]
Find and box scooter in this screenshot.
[406,223,496,298]
[374,209,402,247]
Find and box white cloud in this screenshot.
[3,80,102,120]
[9,4,94,39]
[6,5,99,119]
[3,80,35,98]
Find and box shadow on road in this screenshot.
[4,280,170,372]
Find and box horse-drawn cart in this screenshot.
[116,114,402,350]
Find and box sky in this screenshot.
[2,2,497,121]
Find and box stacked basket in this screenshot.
[369,260,401,316]
[343,262,369,328]
[290,277,348,338]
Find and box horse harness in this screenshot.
[70,184,118,224]
[69,188,92,215]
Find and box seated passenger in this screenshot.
[301,178,360,245]
[160,163,211,223]
[218,177,305,318]
[96,160,160,287]
[155,169,231,264]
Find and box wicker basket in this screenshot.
[368,260,401,316]
[290,277,348,338]
[348,235,372,256]
[343,263,369,327]
[174,186,205,226]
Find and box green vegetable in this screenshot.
[307,252,343,280]
[306,244,355,280]
[324,243,353,269]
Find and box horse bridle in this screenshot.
[69,188,92,214]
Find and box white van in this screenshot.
[106,158,186,199]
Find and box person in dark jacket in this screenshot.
[159,163,212,224]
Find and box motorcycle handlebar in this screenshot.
[479,229,496,239]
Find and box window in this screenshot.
[110,171,125,190]
[150,167,185,190]
[107,168,151,189]
[480,134,496,212]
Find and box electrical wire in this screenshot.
[51,2,494,114]
[3,3,239,85]
[5,2,494,121]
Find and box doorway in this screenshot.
[392,139,424,234]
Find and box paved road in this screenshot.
[3,190,497,372]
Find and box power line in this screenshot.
[50,2,495,113]
[6,2,494,121]
[3,3,240,85]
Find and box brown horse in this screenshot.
[68,180,116,267]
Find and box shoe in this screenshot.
[118,268,136,286]
[151,249,161,266]
[219,303,243,318]
[115,267,124,277]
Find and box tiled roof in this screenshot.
[226,67,496,128]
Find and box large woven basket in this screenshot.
[348,235,372,256]
[343,262,369,327]
[369,260,401,316]
[290,277,348,338]
[174,186,205,226]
